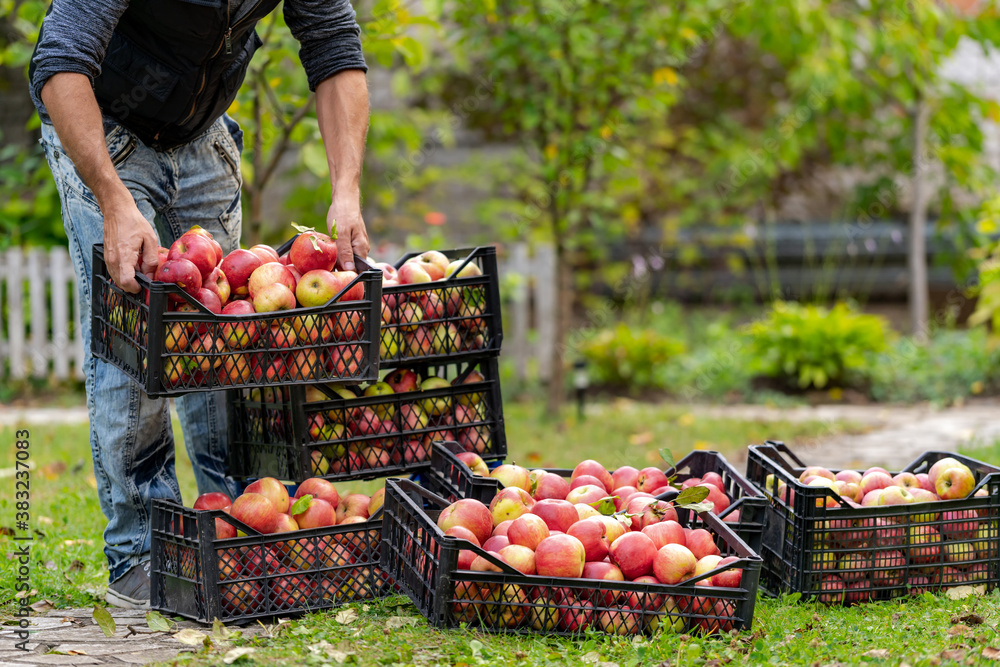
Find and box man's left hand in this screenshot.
[328,195,369,272]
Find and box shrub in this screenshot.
[869,329,1000,404]
[744,301,891,389]
[580,323,685,389]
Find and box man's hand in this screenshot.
[328,194,369,272]
[104,199,160,293]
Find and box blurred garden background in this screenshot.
[5,0,1000,413]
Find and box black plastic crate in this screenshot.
[92,242,381,397]
[380,479,762,636]
[227,357,506,484]
[746,442,1000,603]
[379,247,502,365]
[665,451,767,553]
[150,498,391,623]
[425,443,764,550]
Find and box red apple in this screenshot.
[193,492,232,511]
[941,509,979,540]
[712,556,742,588]
[220,300,258,348]
[328,270,365,302]
[698,484,731,514]
[916,473,935,493]
[533,473,571,501]
[535,534,586,578]
[571,460,613,492]
[609,531,657,579]
[168,234,217,279]
[204,266,230,306]
[530,498,579,533]
[220,249,263,297]
[489,487,535,526]
[611,466,640,490]
[642,520,686,550]
[936,466,976,500]
[289,231,337,273]
[456,451,489,476]
[245,478,290,513]
[653,543,697,584]
[636,467,669,494]
[567,517,609,562]
[397,262,432,285]
[491,464,532,493]
[291,496,336,528]
[859,472,894,498]
[294,478,340,507]
[229,493,278,534]
[247,262,295,299]
[499,545,536,575]
[249,244,280,264]
[507,513,551,550]
[685,529,720,560]
[437,498,493,545]
[565,484,607,507]
[385,368,420,393]
[253,282,296,312]
[193,287,222,314]
[482,535,510,553]
[155,258,202,303]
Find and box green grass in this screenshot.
[156,591,1000,667]
[13,400,998,667]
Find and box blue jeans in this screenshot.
[41,115,246,584]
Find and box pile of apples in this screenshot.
[434,459,746,635]
[764,457,996,603]
[188,477,384,614]
[148,226,367,386]
[370,250,488,360]
[454,453,741,523]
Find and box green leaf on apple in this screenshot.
[93,605,116,637]
[290,222,316,234]
[589,496,619,515]
[289,494,312,515]
[675,485,713,513]
[658,447,676,471]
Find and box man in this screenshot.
[29,0,370,609]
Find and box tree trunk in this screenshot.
[546,237,572,416]
[909,100,930,341]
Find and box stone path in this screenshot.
[679,399,1000,470]
[0,608,266,666]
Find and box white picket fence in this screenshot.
[0,246,85,381]
[0,243,555,383]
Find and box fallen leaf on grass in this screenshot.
[948,624,971,637]
[328,650,356,664]
[983,647,1000,660]
[173,628,207,646]
[212,619,240,641]
[30,599,55,612]
[222,647,255,664]
[68,560,86,573]
[946,586,985,600]
[385,616,418,629]
[92,605,116,637]
[581,652,601,664]
[15,589,37,599]
[40,461,66,479]
[957,612,985,626]
[862,649,890,658]
[941,649,967,661]
[335,608,357,625]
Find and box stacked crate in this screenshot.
[150,246,504,622]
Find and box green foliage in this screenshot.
[744,302,891,389]
[969,195,1000,345]
[869,329,1000,405]
[580,323,685,390]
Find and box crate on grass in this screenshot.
[150,498,391,623]
[92,244,381,397]
[379,247,502,365]
[227,357,506,483]
[424,442,761,547]
[379,479,762,636]
[746,442,1000,603]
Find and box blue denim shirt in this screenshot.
[29,0,367,122]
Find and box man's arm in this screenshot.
[31,0,157,293]
[316,70,369,272]
[283,0,369,271]
[41,74,158,293]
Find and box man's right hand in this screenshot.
[104,199,160,293]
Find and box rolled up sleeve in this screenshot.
[284,0,367,92]
[29,0,130,119]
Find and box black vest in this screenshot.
[76,0,278,149]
